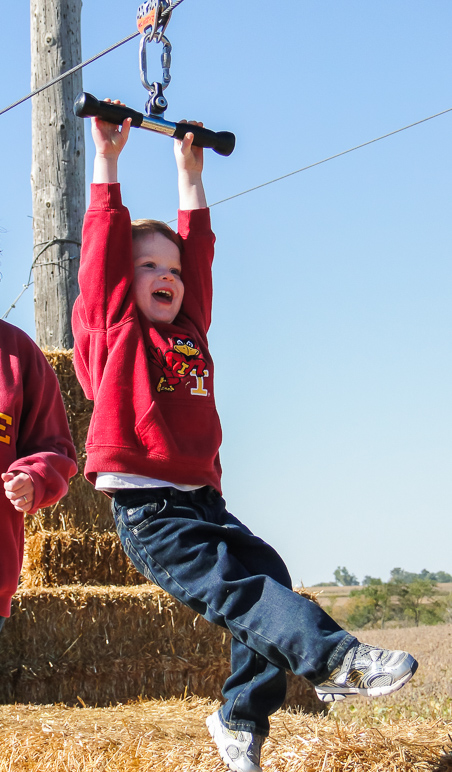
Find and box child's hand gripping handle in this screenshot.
[172,122,235,157]
[73,92,236,156]
[73,92,144,127]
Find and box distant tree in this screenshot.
[390,567,452,586]
[345,595,376,629]
[330,572,450,630]
[434,571,452,584]
[362,575,381,586]
[391,578,442,626]
[334,566,359,587]
[390,567,418,584]
[362,579,392,628]
[346,579,392,629]
[420,570,452,584]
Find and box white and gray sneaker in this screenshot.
[315,642,418,703]
[206,709,264,772]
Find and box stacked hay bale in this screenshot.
[22,349,145,584]
[0,350,323,713]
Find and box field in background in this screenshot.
[305,583,452,628]
[1,624,452,770]
[307,583,452,608]
[332,624,452,723]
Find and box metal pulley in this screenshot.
[136,0,172,39]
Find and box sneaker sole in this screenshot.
[316,658,418,703]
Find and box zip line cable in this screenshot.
[206,107,452,211]
[3,103,450,319]
[164,105,452,223]
[2,104,451,318]
[0,31,140,118]
[0,0,185,118]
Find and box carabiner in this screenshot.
[139,33,172,93]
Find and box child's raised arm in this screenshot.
[174,122,207,210]
[92,100,132,184]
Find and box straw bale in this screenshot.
[27,471,113,534]
[41,348,90,452]
[21,534,321,590]
[22,529,146,587]
[25,348,112,534]
[0,696,450,771]
[0,585,323,712]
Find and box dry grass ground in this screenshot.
[1,697,452,771]
[1,625,452,770]
[331,624,452,724]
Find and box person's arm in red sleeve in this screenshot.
[2,342,77,514]
[76,102,135,333]
[73,103,135,398]
[174,124,215,333]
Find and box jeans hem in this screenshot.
[310,633,358,686]
[219,706,269,738]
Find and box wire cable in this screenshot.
[165,0,186,11]
[165,106,452,222]
[206,106,452,210]
[0,0,185,118]
[1,239,80,320]
[3,105,450,316]
[0,32,140,118]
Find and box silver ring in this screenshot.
[23,495,27,503]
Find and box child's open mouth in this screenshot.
[153,289,173,305]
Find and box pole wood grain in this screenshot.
[30,0,85,347]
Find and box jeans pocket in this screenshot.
[115,494,170,532]
[122,502,159,529]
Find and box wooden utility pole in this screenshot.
[30,0,85,349]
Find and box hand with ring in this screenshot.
[2,471,34,513]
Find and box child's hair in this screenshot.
[131,219,182,251]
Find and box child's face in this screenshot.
[132,232,184,324]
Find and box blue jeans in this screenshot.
[0,617,5,634]
[112,487,355,736]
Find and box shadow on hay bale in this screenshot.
[434,755,452,771]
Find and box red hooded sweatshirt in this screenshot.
[0,321,77,616]
[72,184,222,492]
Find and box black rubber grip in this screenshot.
[173,122,236,157]
[73,92,144,128]
[73,91,236,156]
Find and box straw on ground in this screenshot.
[1,696,452,771]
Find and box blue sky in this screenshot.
[0,1,451,586]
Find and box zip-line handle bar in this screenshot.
[73,92,235,157]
